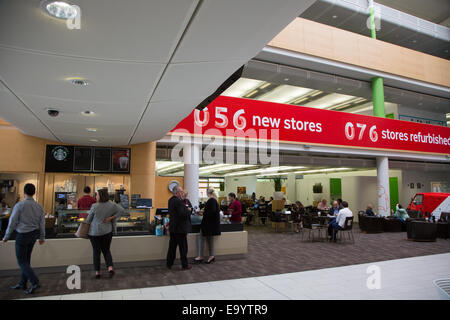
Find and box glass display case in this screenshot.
[56,208,150,237]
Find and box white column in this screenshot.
[287,173,296,202]
[376,156,390,216]
[184,143,200,209]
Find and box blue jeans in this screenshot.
[15,229,40,286]
[328,219,342,240]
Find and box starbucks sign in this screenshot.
[52,146,69,161]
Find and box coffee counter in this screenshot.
[0,231,248,271]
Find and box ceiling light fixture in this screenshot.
[259,82,271,90]
[86,128,97,132]
[82,110,95,116]
[41,1,78,20]
[245,90,259,98]
[70,79,89,86]
[89,139,99,142]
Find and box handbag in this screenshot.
[75,221,90,239]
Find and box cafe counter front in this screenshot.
[0,221,247,271]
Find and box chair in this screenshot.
[382,217,404,232]
[301,214,326,241]
[269,211,285,232]
[358,214,383,233]
[257,204,268,226]
[437,212,450,239]
[336,217,355,243]
[407,221,437,242]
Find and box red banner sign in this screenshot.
[170,96,450,155]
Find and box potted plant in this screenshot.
[272,177,284,200]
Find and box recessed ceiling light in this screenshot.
[284,78,289,81]
[332,15,338,19]
[337,88,342,91]
[70,79,89,86]
[412,40,417,43]
[82,110,95,116]
[86,128,97,132]
[41,1,78,20]
[89,139,99,142]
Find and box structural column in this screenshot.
[184,143,200,209]
[376,156,390,216]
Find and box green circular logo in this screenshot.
[52,147,68,161]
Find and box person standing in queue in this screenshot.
[86,188,124,279]
[166,186,192,270]
[227,193,242,223]
[2,183,45,294]
[194,188,221,264]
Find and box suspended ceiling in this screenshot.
[0,0,316,146]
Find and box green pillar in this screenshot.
[368,1,386,118]
[372,77,385,118]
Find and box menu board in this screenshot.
[45,145,75,172]
[93,148,111,172]
[45,145,130,173]
[112,149,130,173]
[74,147,92,171]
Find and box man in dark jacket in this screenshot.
[166,186,192,270]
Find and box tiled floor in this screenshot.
[24,253,450,300]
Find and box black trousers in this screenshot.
[89,232,113,272]
[15,229,40,286]
[166,233,188,268]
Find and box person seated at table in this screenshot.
[392,204,409,222]
[328,201,353,242]
[257,198,268,225]
[291,201,305,233]
[328,201,340,217]
[317,199,329,211]
[365,203,377,217]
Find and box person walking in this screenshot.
[86,188,124,279]
[194,188,221,264]
[166,186,192,270]
[2,183,45,294]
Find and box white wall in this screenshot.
[295,169,403,215]
[225,176,257,196]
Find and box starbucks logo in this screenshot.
[52,146,69,161]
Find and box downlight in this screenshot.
[70,79,89,86]
[41,1,78,20]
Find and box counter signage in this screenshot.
[170,96,450,155]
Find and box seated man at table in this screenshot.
[365,203,377,217]
[328,201,353,242]
[328,201,340,217]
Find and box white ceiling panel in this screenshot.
[19,94,144,126]
[0,0,199,62]
[172,0,316,63]
[0,47,164,104]
[131,98,204,144]
[0,0,318,146]
[56,134,130,147]
[0,88,57,141]
[151,60,246,102]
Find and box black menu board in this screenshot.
[45,145,74,172]
[74,147,92,171]
[93,148,111,172]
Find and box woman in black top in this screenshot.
[194,189,221,264]
[291,201,305,232]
